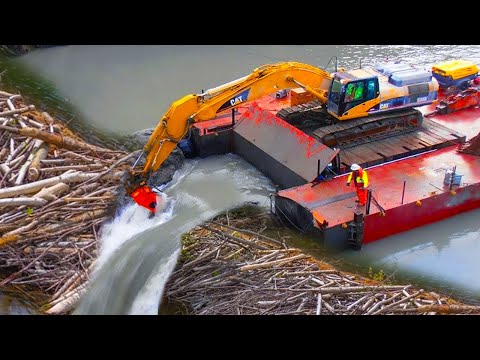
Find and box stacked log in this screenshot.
[0,90,134,314]
[163,209,480,315]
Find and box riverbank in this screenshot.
[162,205,480,315]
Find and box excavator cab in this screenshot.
[327,74,380,119]
[326,64,439,121]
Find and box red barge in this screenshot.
[141,58,480,250]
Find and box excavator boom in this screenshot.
[143,62,331,174]
[127,61,332,212]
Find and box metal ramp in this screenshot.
[233,102,339,184]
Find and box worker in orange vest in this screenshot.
[346,163,369,206]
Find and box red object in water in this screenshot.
[130,185,157,213]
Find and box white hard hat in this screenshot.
[350,163,360,171]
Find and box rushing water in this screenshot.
[1,45,480,313]
[73,154,275,314]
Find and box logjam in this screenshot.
[0,91,135,314]
[163,208,480,315]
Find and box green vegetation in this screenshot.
[180,232,196,261]
[368,267,385,282]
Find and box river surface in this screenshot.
[0,45,479,314]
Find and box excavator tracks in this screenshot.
[276,100,330,129]
[313,108,423,148]
[276,101,424,148]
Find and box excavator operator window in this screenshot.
[345,81,365,103]
[329,80,343,105]
[367,79,376,100]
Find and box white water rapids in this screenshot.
[73,155,275,314]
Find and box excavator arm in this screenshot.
[128,61,332,213]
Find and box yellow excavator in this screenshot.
[126,61,439,213]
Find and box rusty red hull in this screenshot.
[363,182,480,244]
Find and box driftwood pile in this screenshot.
[0,90,134,314]
[164,208,480,315]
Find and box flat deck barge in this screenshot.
[187,86,480,250]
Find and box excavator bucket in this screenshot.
[130,185,158,214]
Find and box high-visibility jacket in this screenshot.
[347,168,369,188]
